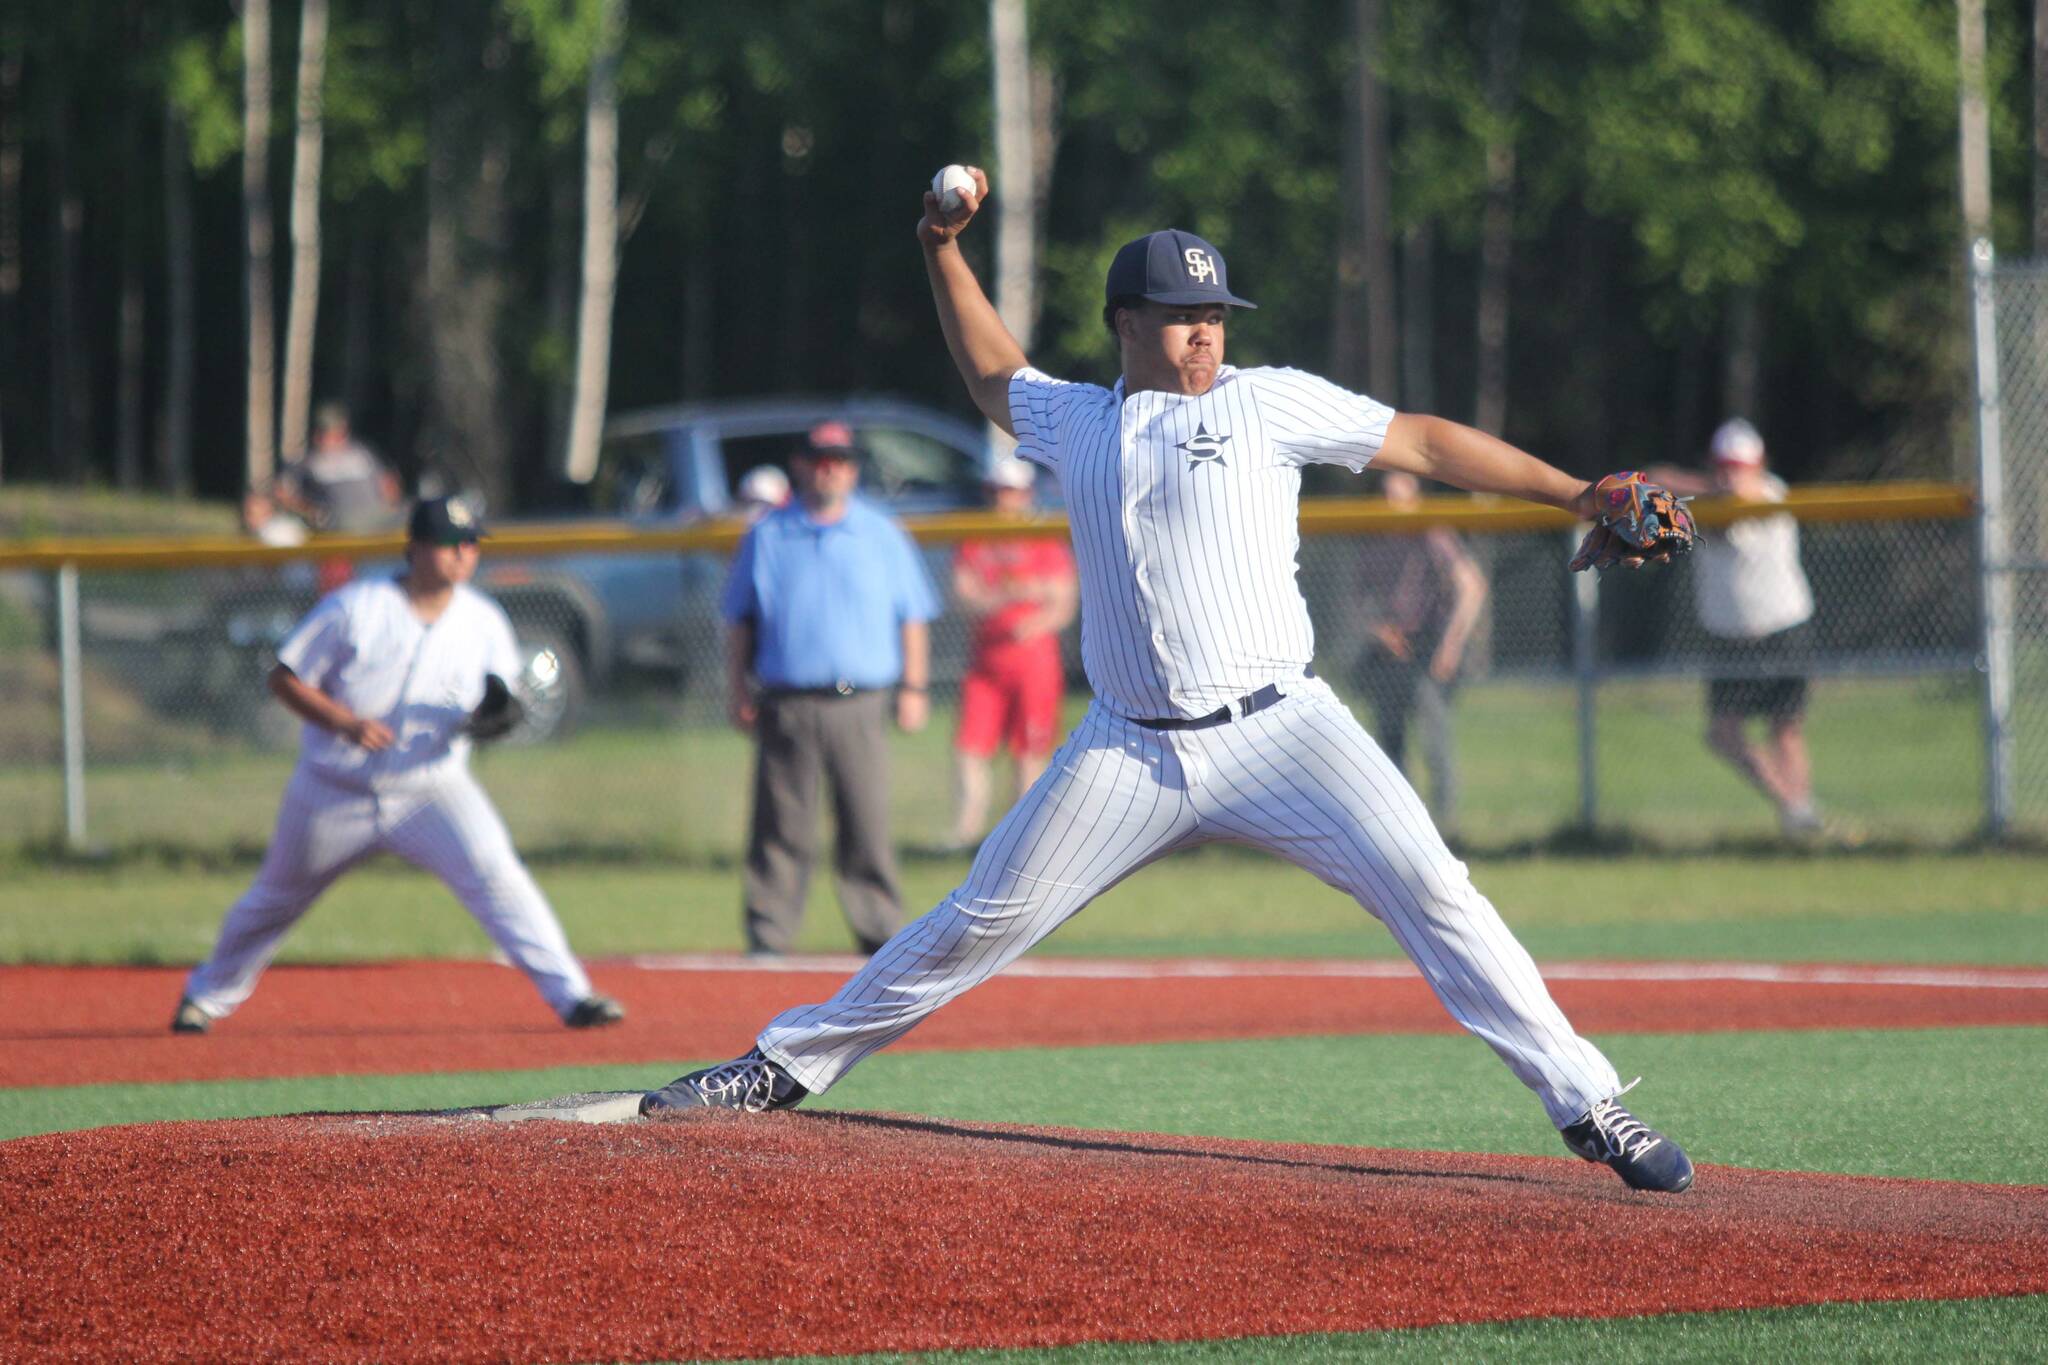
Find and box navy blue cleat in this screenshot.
[1560,1083,1695,1193]
[563,995,626,1029]
[640,1048,808,1116]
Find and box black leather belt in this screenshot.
[1133,668,1314,731]
[762,681,866,699]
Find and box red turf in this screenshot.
[5,959,2047,1088]
[2,1111,2043,1364]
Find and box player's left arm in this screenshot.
[1372,414,1598,519]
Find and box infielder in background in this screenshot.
[945,456,1078,849]
[646,169,1695,1193]
[172,497,625,1034]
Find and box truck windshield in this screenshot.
[592,434,675,517]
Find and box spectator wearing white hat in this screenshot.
[945,455,1078,849]
[734,464,792,523]
[1654,419,1820,837]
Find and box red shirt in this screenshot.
[955,537,1076,660]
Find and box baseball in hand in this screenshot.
[932,164,975,214]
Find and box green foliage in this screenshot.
[165,32,241,172]
[321,14,428,197]
[2,0,2038,489]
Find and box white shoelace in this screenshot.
[1583,1077,1662,1160]
[693,1052,782,1113]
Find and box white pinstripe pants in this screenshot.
[182,763,594,1019]
[759,677,1621,1127]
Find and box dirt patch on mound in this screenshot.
[7,959,2048,1089]
[3,1112,2043,1363]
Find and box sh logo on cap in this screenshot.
[1104,229,1258,310]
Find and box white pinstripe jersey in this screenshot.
[1009,363,1394,720]
[276,578,522,787]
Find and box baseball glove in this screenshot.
[1569,471,1698,572]
[464,673,525,742]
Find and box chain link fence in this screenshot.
[1990,258,2048,834]
[0,485,1998,861]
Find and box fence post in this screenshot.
[57,562,88,849]
[1969,238,2014,837]
[1570,533,1599,830]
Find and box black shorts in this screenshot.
[1705,623,1811,720]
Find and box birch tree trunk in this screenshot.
[161,86,195,494]
[1720,287,1762,424]
[990,0,1035,354]
[241,0,277,491]
[1959,0,1992,481]
[564,0,627,484]
[279,0,329,462]
[544,155,577,469]
[1473,0,1524,436]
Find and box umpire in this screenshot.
[721,422,940,955]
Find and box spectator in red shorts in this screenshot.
[946,457,1079,849]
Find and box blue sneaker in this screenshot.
[640,1048,808,1115]
[1560,1082,1695,1193]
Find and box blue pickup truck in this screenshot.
[470,395,999,738]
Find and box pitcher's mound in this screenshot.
[4,1110,2044,1363]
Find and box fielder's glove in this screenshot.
[464,673,525,742]
[1569,471,1698,572]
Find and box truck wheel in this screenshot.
[508,627,584,744]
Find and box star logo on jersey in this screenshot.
[1178,425,1231,469]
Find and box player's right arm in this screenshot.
[267,665,394,750]
[919,167,1026,436]
[268,590,393,749]
[719,528,763,734]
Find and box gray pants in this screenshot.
[1354,643,1458,830]
[744,691,902,954]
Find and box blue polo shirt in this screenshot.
[721,496,940,690]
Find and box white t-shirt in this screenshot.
[1009,363,1393,719]
[1692,473,1815,639]
[274,577,522,786]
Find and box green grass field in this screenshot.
[0,671,2021,858]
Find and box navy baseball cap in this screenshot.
[798,420,863,461]
[1104,229,1257,309]
[408,495,487,545]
